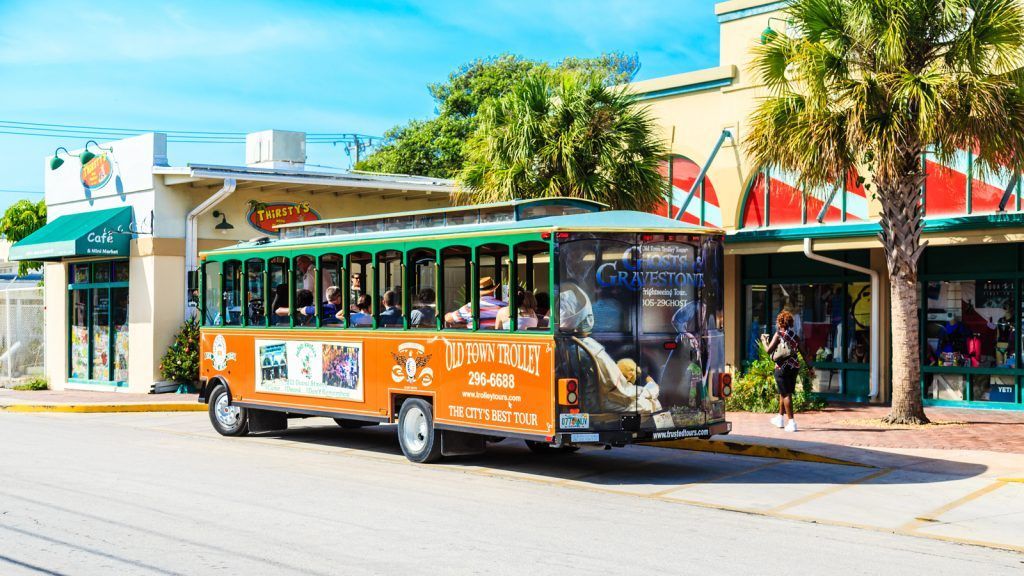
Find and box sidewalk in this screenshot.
[0,388,203,412]
[720,405,1024,478]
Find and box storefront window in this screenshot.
[744,284,768,360]
[925,373,966,401]
[91,287,110,377]
[770,283,845,362]
[68,260,128,384]
[70,290,89,379]
[924,280,1015,368]
[972,374,1016,403]
[741,251,873,401]
[847,282,871,363]
[112,287,129,382]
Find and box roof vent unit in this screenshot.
[245,130,306,170]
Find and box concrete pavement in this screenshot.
[0,389,203,412]
[0,411,1021,575]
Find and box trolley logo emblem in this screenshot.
[205,335,237,371]
[391,343,433,386]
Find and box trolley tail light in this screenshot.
[558,378,579,406]
[718,373,733,398]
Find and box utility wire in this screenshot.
[0,120,381,144]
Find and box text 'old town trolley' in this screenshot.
[197,198,731,462]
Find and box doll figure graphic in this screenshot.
[616,358,662,412]
[560,283,662,413]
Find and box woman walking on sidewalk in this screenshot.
[762,310,809,432]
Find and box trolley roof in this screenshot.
[201,205,724,258]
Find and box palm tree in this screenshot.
[456,71,667,211]
[748,0,1024,423]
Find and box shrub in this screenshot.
[727,343,825,413]
[12,377,48,391]
[160,319,200,384]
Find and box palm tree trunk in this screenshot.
[878,161,930,425]
[887,275,928,423]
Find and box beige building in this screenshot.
[13,130,452,393]
[631,0,1024,410]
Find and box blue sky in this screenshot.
[0,0,718,212]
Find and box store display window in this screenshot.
[924,280,1015,369]
[67,260,129,386]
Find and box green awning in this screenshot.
[9,206,132,261]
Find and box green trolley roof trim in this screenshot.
[201,208,724,261]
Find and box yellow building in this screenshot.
[11,130,453,393]
[633,0,1024,410]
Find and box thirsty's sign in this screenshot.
[247,201,320,234]
[81,154,113,190]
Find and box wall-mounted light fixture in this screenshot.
[49,141,114,170]
[49,147,72,170]
[212,210,234,234]
[79,140,112,165]
[761,17,792,45]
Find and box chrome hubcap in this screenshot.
[402,406,429,453]
[214,393,240,428]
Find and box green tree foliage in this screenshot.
[160,319,200,385]
[355,53,639,178]
[746,0,1024,424]
[0,199,46,276]
[456,71,667,211]
[727,345,824,413]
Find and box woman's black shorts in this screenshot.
[774,365,798,396]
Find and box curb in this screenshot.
[0,403,206,413]
[646,438,873,468]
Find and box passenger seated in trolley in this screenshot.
[494,289,539,330]
[292,289,314,326]
[379,290,404,327]
[444,276,507,329]
[348,294,373,327]
[295,286,343,325]
[410,288,436,327]
[271,284,290,324]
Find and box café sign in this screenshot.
[81,154,113,190]
[247,201,321,234]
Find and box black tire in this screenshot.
[208,384,249,436]
[525,440,580,454]
[397,398,442,463]
[334,418,375,429]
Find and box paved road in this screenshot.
[0,412,1021,576]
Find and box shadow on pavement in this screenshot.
[253,420,989,487]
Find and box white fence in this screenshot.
[0,285,45,383]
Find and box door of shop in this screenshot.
[68,261,129,386]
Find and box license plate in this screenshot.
[559,413,590,429]
[570,433,600,443]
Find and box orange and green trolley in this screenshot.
[197,198,731,462]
